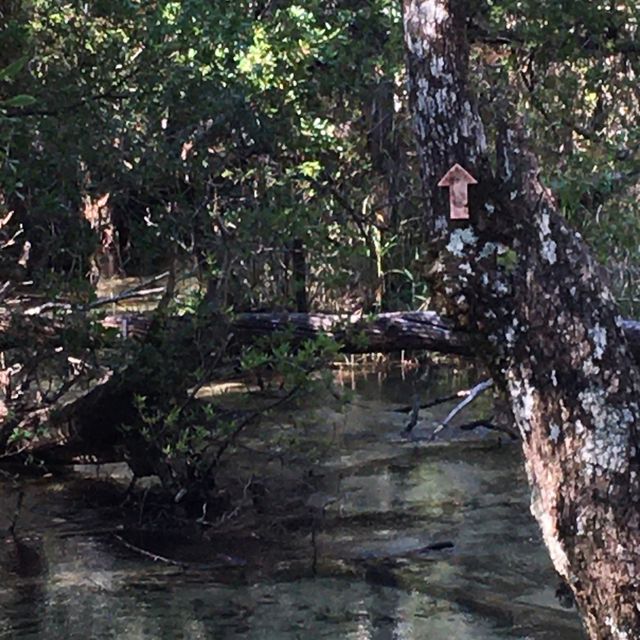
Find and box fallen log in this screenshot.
[231,310,476,355]
[4,300,639,361]
[5,296,640,363]
[4,306,640,490]
[106,311,640,362]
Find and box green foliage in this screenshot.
[241,330,341,390]
[4,0,635,312]
[2,0,639,501]
[1,0,418,309]
[472,0,640,313]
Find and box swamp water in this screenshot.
[0,364,585,639]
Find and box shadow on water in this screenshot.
[0,363,585,639]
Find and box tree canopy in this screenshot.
[1,0,638,312]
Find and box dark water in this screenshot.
[0,364,585,639]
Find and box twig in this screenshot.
[175,334,231,418]
[0,444,32,461]
[112,533,187,566]
[431,378,494,439]
[87,287,165,309]
[396,388,474,414]
[458,417,519,440]
[111,533,246,569]
[24,301,72,316]
[213,384,302,467]
[0,281,13,304]
[22,272,170,315]
[58,527,124,538]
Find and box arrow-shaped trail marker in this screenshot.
[438,164,478,220]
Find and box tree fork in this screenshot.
[402,0,640,638]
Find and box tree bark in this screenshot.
[402,1,640,638]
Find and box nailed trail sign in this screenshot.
[438,164,478,220]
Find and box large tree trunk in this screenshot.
[402,1,640,638]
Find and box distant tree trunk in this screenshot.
[81,192,123,281]
[402,1,640,638]
[290,238,308,313]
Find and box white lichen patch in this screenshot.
[435,88,449,112]
[505,326,516,345]
[582,357,600,376]
[417,1,448,35]
[506,372,537,438]
[601,286,614,302]
[446,227,477,257]
[479,242,498,259]
[459,262,473,274]
[578,388,636,477]
[549,422,561,443]
[551,370,558,387]
[404,1,449,54]
[540,238,557,265]
[575,506,589,536]
[605,616,632,640]
[430,56,444,77]
[589,323,607,360]
[504,317,522,345]
[539,212,551,236]
[435,216,448,233]
[536,212,557,265]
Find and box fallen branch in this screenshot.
[87,271,170,309]
[104,311,640,363]
[431,379,494,439]
[88,286,165,308]
[458,417,519,440]
[397,387,479,415]
[231,310,476,356]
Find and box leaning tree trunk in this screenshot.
[402,1,640,638]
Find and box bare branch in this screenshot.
[431,379,494,439]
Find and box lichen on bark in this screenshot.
[402,1,640,637]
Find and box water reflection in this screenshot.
[0,366,585,640]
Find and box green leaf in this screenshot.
[0,58,27,82]
[4,94,36,108]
